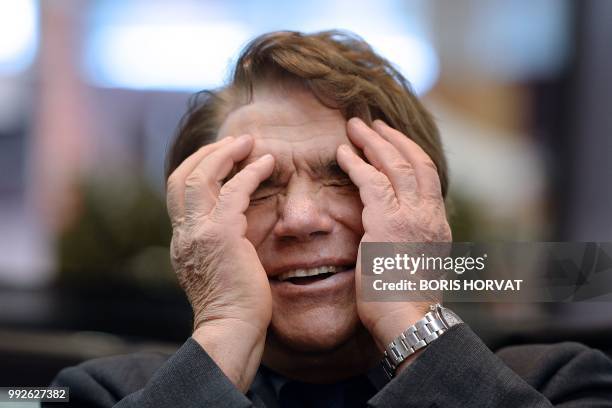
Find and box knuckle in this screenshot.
[170,232,195,267]
[208,205,227,225]
[198,217,225,238]
[420,177,443,197]
[371,173,390,189]
[219,182,239,198]
[391,159,414,174]
[207,179,222,193]
[422,158,438,172]
[184,169,205,190]
[422,189,443,201]
[371,178,396,202]
[216,190,235,208]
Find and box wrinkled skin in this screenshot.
[166,85,451,389]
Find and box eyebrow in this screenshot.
[312,158,349,180]
[226,153,351,191]
[256,165,286,190]
[260,156,349,188]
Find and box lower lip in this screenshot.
[270,268,355,297]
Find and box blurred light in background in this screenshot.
[0,0,39,75]
[83,0,439,95]
[85,22,250,91]
[474,0,569,81]
[432,0,570,82]
[360,34,438,95]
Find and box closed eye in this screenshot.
[324,177,355,188]
[250,190,280,205]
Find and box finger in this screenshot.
[336,144,397,210]
[372,120,442,199]
[212,154,275,223]
[346,118,418,198]
[183,134,255,221]
[167,137,234,225]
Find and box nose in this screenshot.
[273,184,333,242]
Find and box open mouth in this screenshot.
[276,265,354,285]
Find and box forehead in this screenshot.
[216,87,349,164]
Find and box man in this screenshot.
[48,31,612,407]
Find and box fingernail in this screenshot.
[236,134,252,143]
[349,117,365,128]
[260,153,273,162]
[338,144,351,154]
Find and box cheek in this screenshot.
[245,205,277,248]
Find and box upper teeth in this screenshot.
[278,265,343,281]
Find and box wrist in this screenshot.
[376,304,464,379]
[368,308,426,352]
[193,318,267,392]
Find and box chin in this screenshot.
[270,303,360,352]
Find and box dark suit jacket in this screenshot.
[45,325,612,407]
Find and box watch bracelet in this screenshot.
[381,304,459,379]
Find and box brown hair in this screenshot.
[166,30,448,197]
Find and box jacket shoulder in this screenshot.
[52,350,172,403]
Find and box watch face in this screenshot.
[440,308,463,327]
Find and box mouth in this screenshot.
[276,265,354,285]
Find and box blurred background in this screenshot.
[1,0,611,388]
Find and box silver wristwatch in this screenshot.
[382,303,463,379]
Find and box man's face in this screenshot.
[217,85,364,353]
